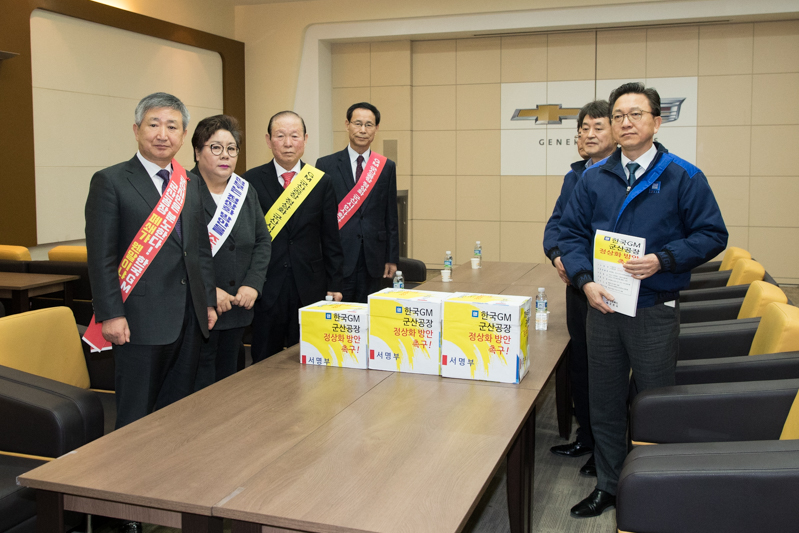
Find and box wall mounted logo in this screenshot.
[511,98,686,124]
[511,104,582,125]
[660,98,686,124]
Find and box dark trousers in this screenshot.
[586,302,679,495]
[566,284,593,448]
[194,326,245,391]
[251,274,301,363]
[342,244,382,303]
[113,294,203,429]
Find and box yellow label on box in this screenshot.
[300,301,368,368]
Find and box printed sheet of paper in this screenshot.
[593,230,646,317]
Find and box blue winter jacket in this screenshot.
[558,143,728,308]
[543,158,589,263]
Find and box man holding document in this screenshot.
[558,82,728,518]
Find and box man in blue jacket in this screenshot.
[558,82,728,518]
[543,100,615,478]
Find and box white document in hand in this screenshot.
[593,230,646,317]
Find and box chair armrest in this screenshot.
[678,318,760,360]
[690,260,722,274]
[676,351,799,385]
[617,440,799,533]
[688,270,732,290]
[630,379,799,443]
[680,284,750,303]
[679,297,744,324]
[0,365,104,457]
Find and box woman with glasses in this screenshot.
[191,115,271,390]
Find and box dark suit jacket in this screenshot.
[85,155,217,345]
[194,166,271,330]
[244,160,343,308]
[316,147,399,278]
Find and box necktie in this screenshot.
[626,162,641,188]
[156,169,182,241]
[282,171,296,189]
[355,155,364,183]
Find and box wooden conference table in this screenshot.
[0,272,79,314]
[20,261,570,533]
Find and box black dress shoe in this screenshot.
[550,440,592,457]
[579,454,596,477]
[118,521,142,533]
[570,488,616,518]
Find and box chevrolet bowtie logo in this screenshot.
[511,104,582,125]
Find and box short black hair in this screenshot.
[608,82,661,117]
[267,111,307,136]
[577,100,611,130]
[191,114,242,162]
[346,102,381,125]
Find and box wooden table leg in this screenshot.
[232,520,263,533]
[63,281,74,311]
[182,513,223,532]
[555,343,573,439]
[37,490,64,533]
[11,288,29,314]
[507,406,535,533]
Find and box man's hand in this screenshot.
[624,253,661,280]
[553,257,570,285]
[101,316,130,345]
[327,291,343,302]
[583,282,615,314]
[383,262,398,279]
[233,286,258,310]
[208,307,217,331]
[216,287,233,315]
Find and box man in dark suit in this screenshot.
[245,111,344,362]
[85,92,217,430]
[316,102,399,303]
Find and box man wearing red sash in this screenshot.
[316,102,400,303]
[85,93,218,431]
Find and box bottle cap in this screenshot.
[446,251,451,254]
[325,295,333,301]
[396,271,403,275]
[538,287,545,292]
[476,241,481,244]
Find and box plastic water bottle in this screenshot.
[444,251,453,272]
[325,295,333,301]
[535,287,548,331]
[393,270,404,289]
[474,241,482,268]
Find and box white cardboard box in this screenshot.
[441,293,531,384]
[367,288,446,375]
[299,301,369,368]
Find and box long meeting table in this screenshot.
[19,261,571,533]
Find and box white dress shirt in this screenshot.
[274,160,303,187]
[347,144,370,184]
[620,143,658,183]
[136,151,173,194]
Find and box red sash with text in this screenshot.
[82,160,189,352]
[337,152,387,229]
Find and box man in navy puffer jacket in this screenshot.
[559,82,728,518]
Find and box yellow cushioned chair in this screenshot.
[726,258,764,287]
[749,302,799,356]
[0,245,31,261]
[719,246,751,271]
[0,307,90,389]
[47,245,87,262]
[737,281,788,320]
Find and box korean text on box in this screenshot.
[442,293,531,384]
[368,288,446,375]
[299,301,368,369]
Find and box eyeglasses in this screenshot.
[349,121,376,130]
[611,110,654,124]
[205,143,240,157]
